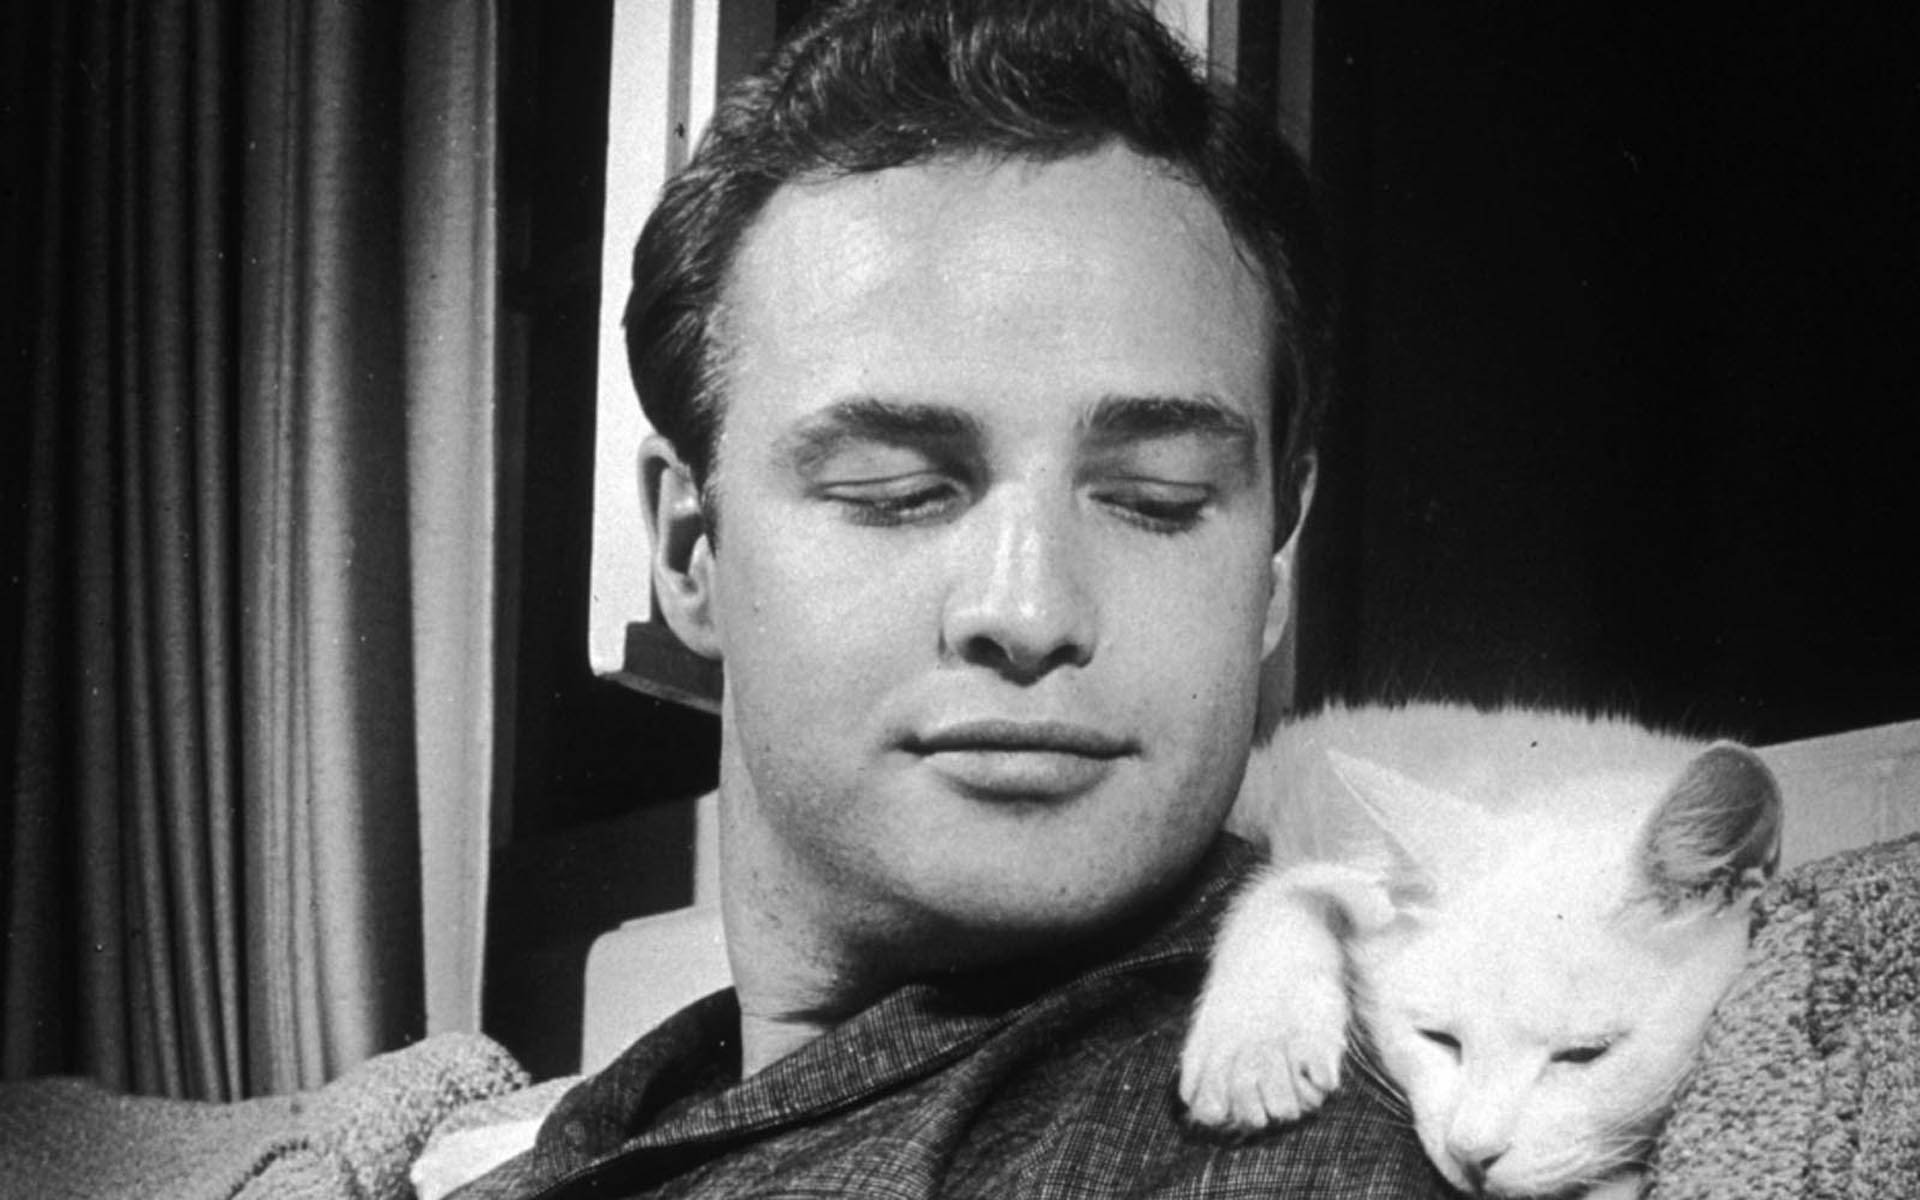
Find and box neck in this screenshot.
[721,887,872,1077]
[716,773,892,1077]
[734,1010,833,1077]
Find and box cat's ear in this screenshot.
[1636,742,1783,913]
[1327,749,1493,902]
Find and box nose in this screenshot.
[1445,1134,1508,1194]
[940,485,1095,680]
[1453,1152,1503,1193]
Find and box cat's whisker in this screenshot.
[1343,1031,1414,1121]
[1522,1137,1652,1199]
[1598,1064,1695,1135]
[1585,1136,1654,1167]
[1580,1125,1665,1176]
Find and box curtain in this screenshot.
[2,0,498,1100]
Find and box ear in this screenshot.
[640,434,722,659]
[1260,459,1315,660]
[1326,748,1494,903]
[1637,742,1783,912]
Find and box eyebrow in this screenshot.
[1081,393,1259,455]
[776,392,1259,475]
[777,397,984,475]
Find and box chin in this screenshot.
[893,853,1185,961]
[921,868,1142,935]
[1452,1161,1642,1200]
[911,802,1210,903]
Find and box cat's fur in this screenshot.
[1180,702,1782,1200]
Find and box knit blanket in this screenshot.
[0,1031,527,1200]
[1649,831,1920,1198]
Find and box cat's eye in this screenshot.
[1418,1029,1461,1057]
[1551,1042,1611,1065]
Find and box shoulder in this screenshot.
[952,922,1445,1198]
[985,1015,1443,1197]
[453,839,1446,1198]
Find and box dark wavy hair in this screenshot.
[625,0,1332,543]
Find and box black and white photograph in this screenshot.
[4,2,1916,1197]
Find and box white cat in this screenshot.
[1180,702,1782,1199]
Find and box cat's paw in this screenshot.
[1178,975,1348,1132]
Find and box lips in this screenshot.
[906,719,1135,799]
[910,719,1132,757]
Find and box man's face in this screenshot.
[681,145,1293,966]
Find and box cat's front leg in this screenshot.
[1180,862,1393,1131]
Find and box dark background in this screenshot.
[1296,4,1920,743]
[484,0,1920,1074]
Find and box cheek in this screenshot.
[1116,552,1272,701]
[1492,1063,1663,1189]
[1500,1100,1609,1188]
[1382,1032,1456,1114]
[717,529,933,683]
[1381,1046,1462,1179]
[1157,544,1274,636]
[1540,1056,1668,1141]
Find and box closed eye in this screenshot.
[1417,1029,1461,1058]
[821,475,966,526]
[1550,1041,1612,1065]
[1091,480,1211,534]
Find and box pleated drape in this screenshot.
[2,0,497,1100]
[239,0,429,1096]
[401,0,499,1053]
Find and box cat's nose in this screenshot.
[1447,1142,1506,1192]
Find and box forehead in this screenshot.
[714,146,1275,445]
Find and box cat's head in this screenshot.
[1341,741,1781,1198]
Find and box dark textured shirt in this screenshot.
[458,836,1448,1199]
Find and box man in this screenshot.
[465,2,1441,1195]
